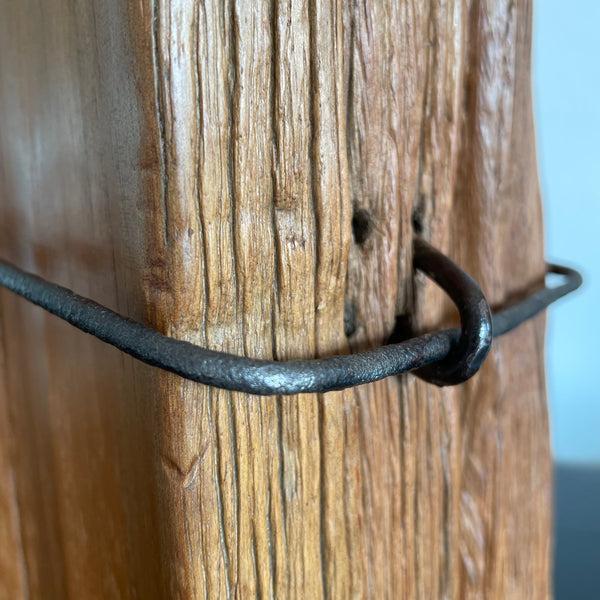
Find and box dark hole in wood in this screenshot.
[387,314,413,345]
[351,208,373,245]
[411,205,424,234]
[344,299,358,338]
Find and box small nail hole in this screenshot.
[344,299,358,338]
[352,209,373,245]
[411,206,424,234]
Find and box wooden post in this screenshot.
[0,1,550,598]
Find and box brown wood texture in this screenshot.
[0,1,549,598]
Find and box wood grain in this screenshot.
[0,0,550,598]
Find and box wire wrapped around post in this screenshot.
[0,239,581,395]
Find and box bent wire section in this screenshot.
[411,238,492,386]
[0,240,581,396]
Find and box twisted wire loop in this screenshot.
[0,240,581,396]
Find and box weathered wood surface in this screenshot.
[0,0,549,598]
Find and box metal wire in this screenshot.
[411,239,492,386]
[0,240,581,395]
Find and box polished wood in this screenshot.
[0,0,549,598]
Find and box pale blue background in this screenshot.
[533,6,599,596]
[534,0,600,465]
